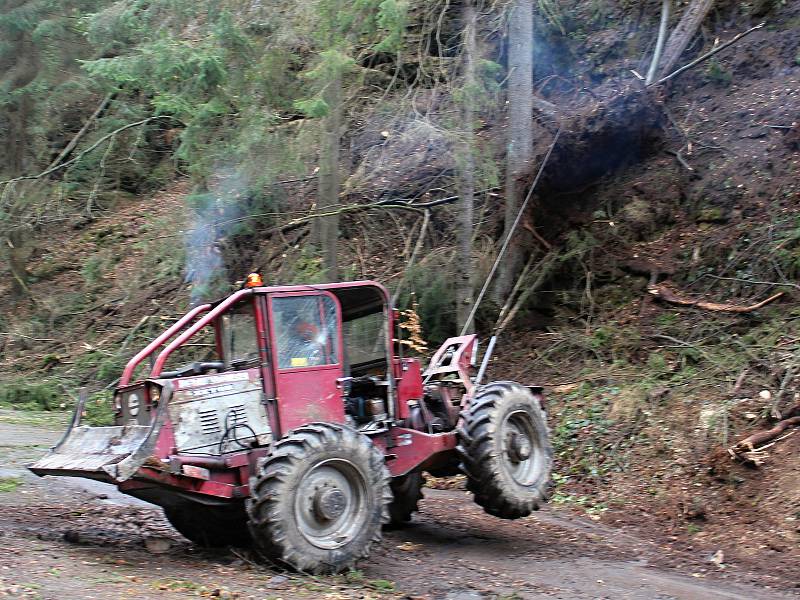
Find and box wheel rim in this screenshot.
[294,458,369,550]
[501,410,544,486]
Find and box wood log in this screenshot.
[731,416,800,453]
[648,283,783,313]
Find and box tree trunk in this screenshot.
[496,0,534,303]
[658,0,715,77]
[316,73,342,281]
[455,1,477,332]
[646,0,671,85]
[5,230,32,298]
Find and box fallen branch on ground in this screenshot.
[728,414,800,466]
[648,283,783,313]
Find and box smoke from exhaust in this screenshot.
[184,167,248,306]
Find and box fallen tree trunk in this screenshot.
[648,283,783,313]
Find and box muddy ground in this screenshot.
[0,409,796,600]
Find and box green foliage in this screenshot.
[0,477,21,493]
[705,59,732,86]
[551,384,622,481]
[774,215,800,279]
[288,248,327,284]
[589,326,613,350]
[646,352,668,374]
[136,219,186,282]
[372,0,408,53]
[72,349,127,384]
[83,390,115,425]
[81,252,113,286]
[0,379,60,411]
[294,97,331,118]
[397,264,456,347]
[538,0,567,34]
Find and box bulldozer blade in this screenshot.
[28,385,170,483]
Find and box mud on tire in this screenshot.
[457,381,552,519]
[246,422,391,574]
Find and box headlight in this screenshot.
[128,392,140,417]
[149,385,161,404]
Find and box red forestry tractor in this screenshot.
[30,277,552,573]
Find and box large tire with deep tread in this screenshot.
[457,381,552,519]
[388,471,425,525]
[163,502,251,547]
[246,422,391,574]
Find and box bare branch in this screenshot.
[650,23,765,87]
[645,0,671,85]
[0,115,184,191]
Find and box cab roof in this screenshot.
[215,280,391,321]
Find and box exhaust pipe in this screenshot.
[475,335,497,385]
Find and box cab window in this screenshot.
[342,312,386,375]
[221,301,259,369]
[273,296,338,369]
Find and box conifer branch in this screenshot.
[0,115,184,191]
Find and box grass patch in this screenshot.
[0,383,113,427]
[0,380,61,411]
[342,569,396,591]
[0,409,70,428]
[0,477,22,492]
[83,391,115,426]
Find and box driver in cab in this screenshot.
[278,311,326,368]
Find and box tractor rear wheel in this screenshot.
[163,502,251,547]
[457,381,552,519]
[388,471,425,525]
[247,422,391,574]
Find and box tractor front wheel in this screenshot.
[247,422,391,574]
[457,381,552,519]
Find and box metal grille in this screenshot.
[227,404,247,426]
[198,409,221,435]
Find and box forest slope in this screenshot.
[0,0,798,591]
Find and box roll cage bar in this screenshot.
[118,281,393,387]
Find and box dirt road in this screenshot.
[0,410,796,599]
